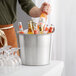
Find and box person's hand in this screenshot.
[40,2,51,15]
[29,2,51,17]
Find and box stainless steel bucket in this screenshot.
[18,33,52,66]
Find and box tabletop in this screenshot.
[0,60,64,76]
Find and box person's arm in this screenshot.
[18,0,51,17]
[18,0,36,15]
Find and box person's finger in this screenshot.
[43,5,51,15]
[43,4,50,10]
[42,2,49,6]
[48,6,51,15]
[42,9,48,15]
[43,6,49,11]
[48,4,50,6]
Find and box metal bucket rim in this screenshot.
[18,33,52,36]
